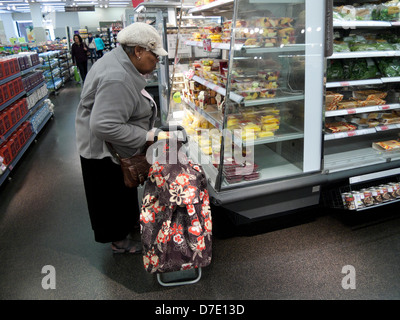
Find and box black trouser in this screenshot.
[96,50,104,58]
[76,60,88,82]
[79,156,139,243]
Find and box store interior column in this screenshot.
[29,2,47,43]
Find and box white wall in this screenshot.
[0,8,127,43]
[0,13,19,40]
[78,8,126,32]
[53,12,80,39]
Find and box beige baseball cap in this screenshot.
[117,22,168,56]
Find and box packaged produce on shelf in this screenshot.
[376,57,400,77]
[372,2,400,21]
[229,58,281,96]
[333,41,350,53]
[190,15,301,48]
[333,2,400,22]
[327,58,380,81]
[191,23,223,43]
[233,16,297,47]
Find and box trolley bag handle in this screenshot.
[154,125,188,144]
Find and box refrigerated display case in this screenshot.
[167,0,327,221]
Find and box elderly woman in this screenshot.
[75,23,168,253]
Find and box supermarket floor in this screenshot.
[1,80,400,301]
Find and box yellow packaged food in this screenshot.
[260,115,280,124]
[257,131,274,138]
[227,117,239,127]
[241,131,257,141]
[243,123,261,132]
[262,123,279,131]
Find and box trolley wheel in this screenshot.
[156,267,202,287]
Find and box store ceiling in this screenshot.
[0,0,134,13]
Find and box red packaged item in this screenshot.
[22,121,32,140]
[0,85,4,105]
[16,77,24,93]
[2,84,10,103]
[17,128,25,146]
[12,57,20,74]
[0,112,5,136]
[3,59,11,78]
[2,111,11,132]
[12,78,21,96]
[14,103,21,121]
[20,98,28,115]
[7,138,17,160]
[9,58,15,75]
[16,100,24,118]
[7,81,15,98]
[0,143,12,165]
[11,133,20,152]
[9,107,17,127]
[0,60,4,81]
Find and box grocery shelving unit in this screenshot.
[0,54,52,188]
[58,50,73,83]
[322,3,400,211]
[39,51,63,94]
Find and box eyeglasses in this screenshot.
[150,51,159,61]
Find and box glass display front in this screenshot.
[169,0,325,192]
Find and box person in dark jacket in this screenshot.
[71,34,89,83]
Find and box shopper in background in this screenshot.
[94,34,105,59]
[85,33,97,64]
[71,34,89,83]
[75,22,167,253]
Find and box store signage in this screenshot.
[131,0,144,8]
[185,69,195,80]
[65,6,95,12]
[203,39,212,52]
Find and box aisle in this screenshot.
[0,80,400,300]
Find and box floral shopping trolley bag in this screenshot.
[140,137,212,274]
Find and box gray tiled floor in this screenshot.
[0,81,399,300]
